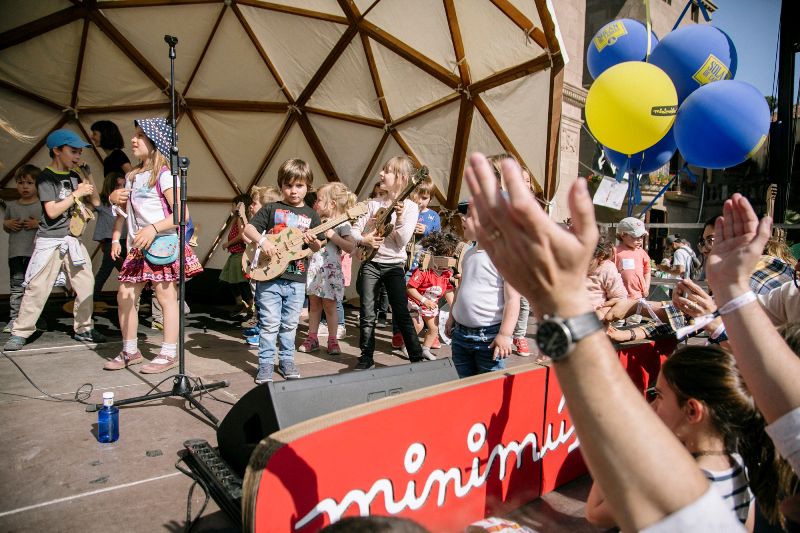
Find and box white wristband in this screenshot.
[420,297,428,306]
[710,323,726,340]
[111,239,120,244]
[717,291,757,315]
[258,236,267,247]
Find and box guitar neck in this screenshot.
[374,177,420,226]
[312,213,352,237]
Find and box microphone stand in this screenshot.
[87,35,229,427]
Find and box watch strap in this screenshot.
[564,311,604,343]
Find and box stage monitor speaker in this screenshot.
[218,359,459,477]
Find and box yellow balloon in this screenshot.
[585,61,678,155]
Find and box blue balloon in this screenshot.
[604,129,677,175]
[674,80,770,169]
[587,19,659,80]
[649,25,737,102]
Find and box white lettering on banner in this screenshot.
[293,397,580,530]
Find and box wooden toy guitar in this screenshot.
[358,167,426,262]
[243,202,368,281]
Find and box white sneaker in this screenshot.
[421,347,437,360]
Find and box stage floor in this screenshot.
[0,296,593,532]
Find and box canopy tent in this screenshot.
[0,0,565,293]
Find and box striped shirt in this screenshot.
[701,454,753,524]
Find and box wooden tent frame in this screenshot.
[0,0,564,266]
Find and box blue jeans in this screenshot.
[451,322,505,378]
[255,279,305,369]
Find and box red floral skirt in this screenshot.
[118,246,203,284]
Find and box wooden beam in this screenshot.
[532,0,561,53]
[183,4,227,96]
[391,92,460,128]
[97,0,219,7]
[186,99,287,113]
[88,12,168,91]
[473,96,544,196]
[360,21,460,89]
[80,102,168,114]
[304,106,384,128]
[0,80,63,111]
[246,113,296,192]
[354,130,389,196]
[443,0,471,85]
[544,63,565,203]
[0,115,69,188]
[232,3,294,104]
[70,18,90,108]
[335,0,360,25]
[296,25,359,106]
[445,95,473,208]
[0,5,86,50]
[185,110,243,196]
[488,0,548,49]
[468,53,553,96]
[359,32,392,123]
[236,0,349,24]
[296,112,339,183]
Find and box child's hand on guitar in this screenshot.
[303,231,322,252]
[260,238,278,258]
[360,231,384,250]
[394,203,405,219]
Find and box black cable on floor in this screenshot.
[1,350,93,404]
[175,456,210,533]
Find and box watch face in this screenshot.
[536,320,571,359]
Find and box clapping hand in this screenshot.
[705,193,771,304]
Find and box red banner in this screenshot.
[249,366,558,532]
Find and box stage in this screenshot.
[0,297,598,532]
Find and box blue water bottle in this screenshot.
[98,391,119,443]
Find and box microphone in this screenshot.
[164,35,178,46]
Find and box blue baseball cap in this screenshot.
[46,129,91,149]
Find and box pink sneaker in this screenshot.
[298,335,320,353]
[327,339,341,355]
[140,355,177,374]
[513,337,531,356]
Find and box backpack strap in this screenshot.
[154,166,172,218]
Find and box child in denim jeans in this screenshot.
[444,203,519,378]
[243,159,321,384]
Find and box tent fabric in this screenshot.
[0,0,564,294]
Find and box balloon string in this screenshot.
[672,0,712,31]
[636,174,678,218]
[644,0,652,61]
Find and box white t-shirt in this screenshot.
[672,246,694,279]
[758,280,800,326]
[451,247,505,328]
[126,168,176,248]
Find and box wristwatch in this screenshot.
[535,311,604,361]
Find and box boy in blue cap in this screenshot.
[4,129,105,351]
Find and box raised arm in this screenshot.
[464,153,729,532]
[704,194,800,423]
